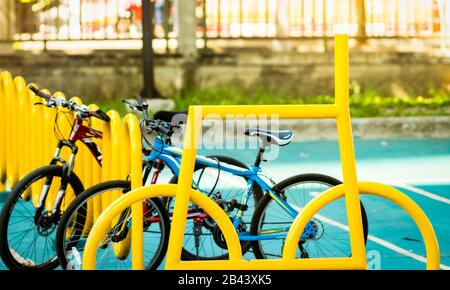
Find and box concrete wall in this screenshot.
[0,49,449,102]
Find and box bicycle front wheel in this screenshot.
[250,173,368,259]
[56,180,170,270]
[0,165,84,270]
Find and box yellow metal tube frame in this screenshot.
[2,72,19,190]
[112,114,144,269]
[101,110,122,208]
[82,35,440,270]
[82,182,440,270]
[0,72,112,231]
[0,72,123,254]
[0,73,6,191]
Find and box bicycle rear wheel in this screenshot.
[250,173,368,259]
[56,180,170,270]
[0,165,84,270]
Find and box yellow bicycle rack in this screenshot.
[0,70,110,216]
[101,110,122,210]
[117,113,144,269]
[0,72,10,192]
[1,71,19,190]
[82,35,440,270]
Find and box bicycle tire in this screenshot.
[56,180,170,270]
[250,173,368,259]
[0,165,84,270]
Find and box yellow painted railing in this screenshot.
[0,68,147,268]
[0,70,125,217]
[82,34,440,270]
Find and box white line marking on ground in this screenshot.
[393,183,450,205]
[315,214,450,270]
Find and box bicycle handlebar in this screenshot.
[28,84,110,122]
[28,84,51,100]
[123,97,172,136]
[90,109,111,122]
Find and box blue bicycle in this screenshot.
[56,97,368,269]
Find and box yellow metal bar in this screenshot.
[165,106,207,268]
[357,182,440,270]
[83,184,243,269]
[15,77,31,181]
[81,103,95,230]
[334,34,367,264]
[29,87,44,206]
[88,104,103,223]
[43,89,55,166]
[83,182,440,270]
[0,73,7,191]
[201,104,339,119]
[101,110,121,209]
[121,114,144,270]
[2,71,19,189]
[283,182,440,269]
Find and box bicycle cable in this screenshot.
[195,156,221,198]
[53,110,75,141]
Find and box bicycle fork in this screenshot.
[34,142,78,225]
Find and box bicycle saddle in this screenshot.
[244,128,293,146]
[153,110,188,126]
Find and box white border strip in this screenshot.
[393,183,450,205]
[316,214,450,270]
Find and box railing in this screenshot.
[199,0,447,39]
[7,0,450,50]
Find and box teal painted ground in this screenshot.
[1,138,449,270]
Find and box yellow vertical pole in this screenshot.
[49,91,60,162]
[101,110,121,209]
[15,77,32,200]
[334,34,366,266]
[165,106,202,268]
[0,73,6,191]
[2,71,19,189]
[29,89,44,168]
[82,103,95,228]
[15,77,31,180]
[69,97,84,183]
[88,104,103,223]
[42,89,55,164]
[30,90,45,206]
[121,114,144,270]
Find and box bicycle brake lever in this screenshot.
[122,99,142,111]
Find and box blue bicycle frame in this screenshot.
[146,136,314,242]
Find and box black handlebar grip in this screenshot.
[157,124,170,135]
[92,109,111,122]
[27,84,51,100]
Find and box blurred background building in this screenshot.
[0,0,450,106]
[2,0,449,51]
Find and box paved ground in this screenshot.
[1,138,449,270]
